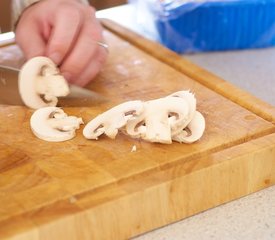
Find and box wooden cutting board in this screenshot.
[0,20,274,240]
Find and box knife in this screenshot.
[0,65,107,107]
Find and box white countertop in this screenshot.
[97,4,275,240]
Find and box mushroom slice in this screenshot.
[19,56,70,109]
[83,90,205,144]
[83,100,144,140]
[30,107,83,142]
[167,90,196,135]
[126,97,189,144]
[172,111,205,144]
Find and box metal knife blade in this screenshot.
[0,65,107,107]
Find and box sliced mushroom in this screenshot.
[83,90,205,144]
[167,90,197,135]
[126,97,189,144]
[19,56,70,109]
[172,111,205,143]
[168,90,205,143]
[83,100,144,140]
[30,107,83,142]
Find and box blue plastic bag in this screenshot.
[133,0,275,53]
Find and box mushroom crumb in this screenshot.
[0,77,6,85]
[83,90,205,144]
[69,196,77,204]
[131,145,137,152]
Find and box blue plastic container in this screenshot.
[145,0,275,53]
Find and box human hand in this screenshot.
[15,0,108,86]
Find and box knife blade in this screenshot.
[0,65,107,107]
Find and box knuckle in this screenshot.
[61,64,83,78]
[87,6,96,16]
[57,4,82,22]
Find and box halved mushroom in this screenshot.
[83,100,144,140]
[19,56,70,109]
[30,107,83,142]
[126,97,189,144]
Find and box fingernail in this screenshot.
[49,52,62,65]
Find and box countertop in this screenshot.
[97,4,275,240]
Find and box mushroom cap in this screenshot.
[19,56,69,109]
[30,106,83,142]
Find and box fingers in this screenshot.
[46,5,84,65]
[15,1,108,86]
[59,7,107,85]
[15,18,46,59]
[72,47,108,86]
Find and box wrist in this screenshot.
[12,0,41,30]
[12,0,90,30]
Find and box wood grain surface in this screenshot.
[0,21,274,240]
